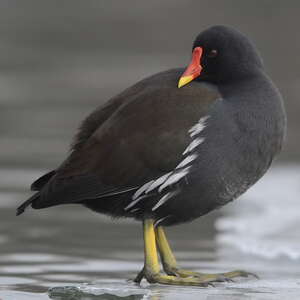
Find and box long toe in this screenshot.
[221,270,259,280]
[146,273,213,287]
[163,268,258,283]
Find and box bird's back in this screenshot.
[17,68,221,217]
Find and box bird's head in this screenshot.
[178,25,264,88]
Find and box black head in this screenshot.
[178,25,264,87]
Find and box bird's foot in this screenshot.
[133,267,257,286]
[138,220,258,287]
[165,267,258,282]
[134,268,214,287]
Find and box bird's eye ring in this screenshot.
[207,49,218,58]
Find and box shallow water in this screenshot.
[0,165,300,299]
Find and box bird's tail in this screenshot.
[16,192,40,216]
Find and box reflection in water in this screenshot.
[48,284,148,300]
[46,277,300,300]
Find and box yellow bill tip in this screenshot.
[178,75,194,88]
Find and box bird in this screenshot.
[17,25,286,286]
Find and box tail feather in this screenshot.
[31,170,56,191]
[16,192,40,216]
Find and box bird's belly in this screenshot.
[153,147,273,226]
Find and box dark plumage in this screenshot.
[17,25,286,229]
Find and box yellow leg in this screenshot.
[136,219,216,286]
[155,226,258,282]
[144,219,160,276]
[155,226,178,274]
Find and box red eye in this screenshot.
[207,49,218,58]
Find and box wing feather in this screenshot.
[17,69,220,215]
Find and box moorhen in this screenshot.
[17,25,286,286]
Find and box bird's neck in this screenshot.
[218,68,269,100]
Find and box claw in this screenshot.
[248,272,259,279]
[218,275,234,282]
[133,268,145,284]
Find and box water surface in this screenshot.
[0,165,299,299]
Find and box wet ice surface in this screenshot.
[0,165,300,299]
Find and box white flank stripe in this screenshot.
[190,123,206,137]
[176,154,198,169]
[129,115,210,207]
[145,172,172,193]
[182,137,205,155]
[154,215,172,227]
[132,180,154,200]
[158,167,191,192]
[124,194,149,211]
[129,208,140,213]
[152,191,178,211]
[189,116,210,137]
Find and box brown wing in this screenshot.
[24,69,220,210]
[58,69,219,183]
